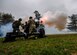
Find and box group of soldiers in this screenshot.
[12,16,44,34]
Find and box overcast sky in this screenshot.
[0,0,77,34]
[0,0,77,18]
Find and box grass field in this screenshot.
[0,34,77,55]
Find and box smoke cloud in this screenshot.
[0,23,13,37]
[40,11,67,30]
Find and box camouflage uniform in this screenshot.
[28,17,36,34]
[12,18,22,32]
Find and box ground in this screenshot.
[0,34,77,55]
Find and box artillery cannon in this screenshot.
[3,25,46,42]
[3,11,46,42]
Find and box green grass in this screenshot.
[0,34,77,55]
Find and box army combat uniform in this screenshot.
[12,20,22,32]
[28,19,36,34]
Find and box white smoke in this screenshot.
[0,23,13,37]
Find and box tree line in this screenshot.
[0,12,14,25]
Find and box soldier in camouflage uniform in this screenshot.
[28,16,36,34]
[12,18,22,33]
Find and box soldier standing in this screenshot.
[39,21,45,29]
[12,18,22,32]
[28,16,36,34]
[24,22,29,34]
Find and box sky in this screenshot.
[0,0,77,18]
[0,0,77,34]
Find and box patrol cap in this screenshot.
[19,18,22,21]
[29,16,32,19]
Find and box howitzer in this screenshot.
[3,28,46,42]
[3,11,46,42]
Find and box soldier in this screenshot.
[28,16,36,34]
[37,21,45,32]
[12,18,22,32]
[39,21,45,37]
[39,21,45,29]
[24,22,29,34]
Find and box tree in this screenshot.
[0,12,14,25]
[67,14,77,31]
